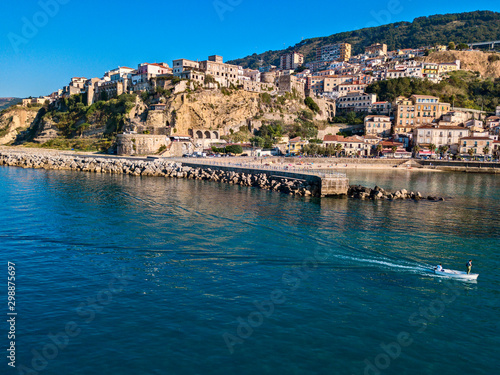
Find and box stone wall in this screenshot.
[116,134,168,155]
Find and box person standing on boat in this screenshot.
[466,260,472,274]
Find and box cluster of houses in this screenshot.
[20,41,500,159]
[22,54,305,108]
[23,42,459,110]
[286,101,500,158]
[278,43,460,102]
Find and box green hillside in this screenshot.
[228,11,500,69]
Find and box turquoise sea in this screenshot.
[1,166,499,375]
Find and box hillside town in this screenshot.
[21,42,500,159]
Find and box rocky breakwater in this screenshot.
[348,185,445,201]
[0,152,320,197]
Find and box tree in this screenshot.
[391,146,398,155]
[413,144,421,155]
[441,145,449,156]
[304,97,320,113]
[428,143,436,156]
[250,136,265,148]
[448,42,456,50]
[467,148,475,158]
[456,43,469,50]
[376,144,383,156]
[335,143,343,157]
[346,111,357,125]
[483,146,490,155]
[225,145,243,154]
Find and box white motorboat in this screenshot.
[434,268,479,280]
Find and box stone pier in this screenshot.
[180,161,349,197]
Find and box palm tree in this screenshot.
[428,143,436,158]
[391,146,398,155]
[483,146,490,156]
[467,148,475,159]
[335,143,343,157]
[413,144,420,157]
[376,144,383,157]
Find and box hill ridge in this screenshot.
[228,10,500,69]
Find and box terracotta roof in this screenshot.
[380,141,403,146]
[289,137,302,142]
[344,136,365,143]
[323,135,345,142]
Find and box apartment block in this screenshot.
[394,95,451,134]
[280,51,304,70]
[316,43,351,62]
[337,92,377,112]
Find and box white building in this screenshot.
[337,92,377,112]
[414,124,468,154]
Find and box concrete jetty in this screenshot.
[180,160,349,197]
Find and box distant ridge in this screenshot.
[0,98,21,111]
[228,10,500,69]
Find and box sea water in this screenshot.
[0,166,498,375]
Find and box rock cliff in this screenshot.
[0,106,40,145]
[422,51,500,78]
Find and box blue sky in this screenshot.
[0,0,499,97]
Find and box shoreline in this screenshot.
[2,145,498,174]
[0,148,449,201]
[0,146,439,172]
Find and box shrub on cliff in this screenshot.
[304,97,320,113]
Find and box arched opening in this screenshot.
[213,131,219,139]
[196,130,203,139]
[204,131,211,139]
[188,129,193,137]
